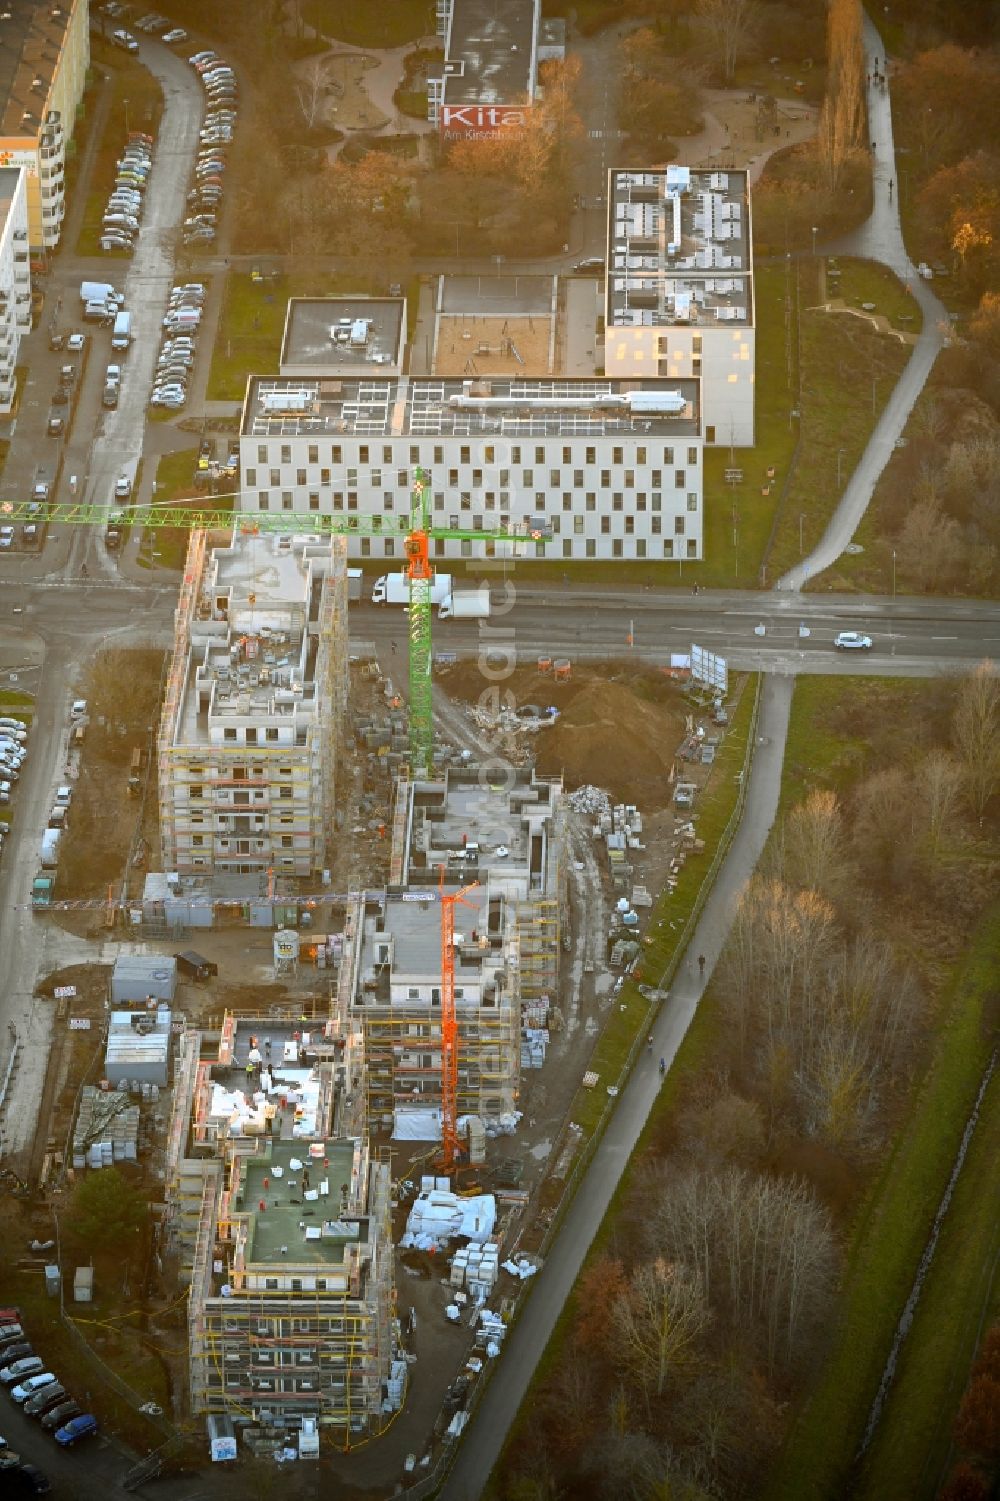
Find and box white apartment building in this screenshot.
[0,0,88,252]
[0,166,29,412]
[606,166,754,447]
[157,529,349,879]
[239,374,705,563]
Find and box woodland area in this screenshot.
[490,668,1000,1501]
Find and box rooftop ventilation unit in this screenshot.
[261,390,314,414]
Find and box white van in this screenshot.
[111,310,132,350]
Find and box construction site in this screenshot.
[0,479,737,1487]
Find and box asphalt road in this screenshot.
[354,588,1000,675]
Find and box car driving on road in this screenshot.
[834,631,873,650]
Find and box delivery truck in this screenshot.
[371,571,452,608]
[40,827,61,870]
[438,588,492,621]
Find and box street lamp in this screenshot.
[892,548,896,600]
[799,513,805,556]
[811,225,818,257]
[836,447,846,488]
[123,96,130,135]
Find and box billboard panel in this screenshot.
[691,643,728,695]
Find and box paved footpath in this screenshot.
[780,8,947,590]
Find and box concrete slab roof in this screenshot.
[280,297,405,377]
[442,0,538,107]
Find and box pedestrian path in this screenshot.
[780,9,947,590]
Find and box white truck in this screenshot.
[371,572,452,609]
[80,280,123,307]
[438,587,492,621]
[40,827,62,870]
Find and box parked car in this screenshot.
[54,1413,98,1447]
[24,1383,66,1417]
[12,1374,56,1405]
[0,1357,41,1384]
[40,1400,81,1431]
[833,631,872,650]
[163,27,188,44]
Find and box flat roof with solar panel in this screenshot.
[243,375,700,439]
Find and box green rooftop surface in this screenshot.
[242,1139,357,1266]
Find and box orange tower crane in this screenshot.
[438,871,478,1172]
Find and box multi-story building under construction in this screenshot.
[157,530,348,878]
[164,1012,396,1439]
[338,767,563,1137]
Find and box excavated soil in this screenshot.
[435,659,686,805]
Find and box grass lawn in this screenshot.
[564,677,757,1142]
[207,270,393,400]
[147,447,231,569]
[763,907,1000,1501]
[769,274,911,584]
[75,49,163,258]
[857,1037,1000,1500]
[302,0,434,47]
[0,689,33,712]
[830,256,924,334]
[778,675,933,812]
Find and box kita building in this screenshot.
[428,0,564,139]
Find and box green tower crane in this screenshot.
[2,474,549,776]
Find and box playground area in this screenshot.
[432,313,553,377]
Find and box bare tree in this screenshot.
[771,788,853,907]
[852,765,921,889]
[895,494,966,592]
[920,748,964,858]
[695,0,760,82]
[610,1257,711,1402]
[952,661,1000,819]
[294,56,329,130]
[721,876,838,1075]
[678,1088,765,1168]
[645,1166,836,1372]
[816,0,865,191]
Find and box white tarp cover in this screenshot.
[401,1188,497,1250]
[208,1066,322,1138]
[393,1106,442,1142]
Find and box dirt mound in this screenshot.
[436,659,685,805]
[535,678,683,804]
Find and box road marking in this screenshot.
[930,635,957,641]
